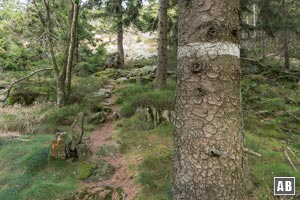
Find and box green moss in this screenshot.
[74,162,96,180]
[95,68,120,79]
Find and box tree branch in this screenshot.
[284,150,297,171]
[0,68,53,103]
[244,148,262,157]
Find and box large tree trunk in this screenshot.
[116,0,125,68]
[283,0,290,72]
[154,0,168,90]
[173,1,246,199]
[65,0,80,102]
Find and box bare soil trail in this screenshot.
[86,94,139,200]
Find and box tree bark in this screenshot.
[262,31,266,61]
[56,77,66,106]
[42,0,66,106]
[65,0,80,102]
[173,0,246,199]
[116,0,125,68]
[33,0,80,106]
[154,0,168,90]
[283,0,290,72]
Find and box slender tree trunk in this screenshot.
[116,0,125,68]
[34,0,80,106]
[283,0,290,72]
[74,35,79,64]
[262,31,266,61]
[65,0,80,101]
[253,4,257,49]
[39,0,66,106]
[56,77,66,106]
[155,0,168,89]
[173,0,246,199]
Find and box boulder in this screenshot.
[96,144,119,157]
[85,160,116,182]
[115,77,129,84]
[93,88,111,99]
[87,112,107,124]
[92,104,112,114]
[104,53,118,68]
[77,143,91,161]
[50,117,90,160]
[95,68,121,79]
[127,65,157,78]
[50,132,71,159]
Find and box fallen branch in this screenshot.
[0,68,53,103]
[287,147,300,163]
[287,147,296,157]
[244,148,262,157]
[284,150,297,171]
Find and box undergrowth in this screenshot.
[116,112,174,200]
[116,58,300,199]
[116,80,175,117]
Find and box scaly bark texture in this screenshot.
[173,0,246,199]
[155,0,168,90]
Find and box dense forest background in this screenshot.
[1,0,300,199]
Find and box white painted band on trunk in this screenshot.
[177,42,240,59]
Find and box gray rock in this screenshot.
[50,132,71,159]
[85,160,116,182]
[87,112,107,124]
[104,53,118,68]
[127,65,157,77]
[96,144,119,157]
[77,143,91,161]
[93,88,111,99]
[116,77,129,83]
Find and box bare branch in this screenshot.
[284,150,297,171]
[0,68,53,103]
[244,148,262,157]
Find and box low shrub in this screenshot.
[40,104,81,127]
[117,81,175,117]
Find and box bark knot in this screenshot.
[210,147,228,158]
[191,63,204,73]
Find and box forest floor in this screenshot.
[85,92,139,199]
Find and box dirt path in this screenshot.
[86,95,138,200]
